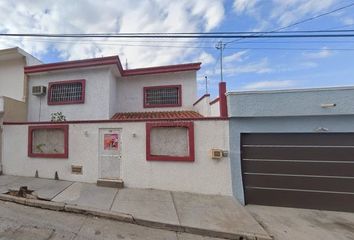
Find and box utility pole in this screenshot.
[204,76,208,94]
[215,40,226,82]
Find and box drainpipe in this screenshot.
[219,82,228,117]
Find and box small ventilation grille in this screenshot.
[71,165,83,174]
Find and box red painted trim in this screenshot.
[25,56,123,74]
[143,85,182,108]
[219,82,228,117]
[209,97,220,105]
[146,122,194,162]
[124,62,201,76]
[28,125,69,158]
[193,94,210,106]
[47,79,86,105]
[4,117,228,125]
[25,55,201,77]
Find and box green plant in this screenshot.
[51,112,66,122]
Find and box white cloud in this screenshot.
[242,80,295,90]
[196,52,215,65]
[271,0,337,27]
[224,51,248,63]
[303,47,332,59]
[341,17,354,25]
[233,0,260,15]
[224,58,273,75]
[0,0,225,68]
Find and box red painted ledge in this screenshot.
[25,56,124,74]
[209,97,220,105]
[124,62,201,76]
[25,55,201,77]
[193,94,210,106]
[3,117,229,125]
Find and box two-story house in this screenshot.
[1,54,232,196]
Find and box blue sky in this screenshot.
[0,0,353,98]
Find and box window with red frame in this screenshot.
[144,85,181,108]
[48,80,85,105]
[146,122,194,162]
[28,125,69,158]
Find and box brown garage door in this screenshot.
[241,133,354,212]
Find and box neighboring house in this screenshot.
[0,47,41,173]
[2,54,232,196]
[227,87,354,212]
[0,47,42,102]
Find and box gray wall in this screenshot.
[227,87,354,117]
[228,86,354,203]
[230,115,354,204]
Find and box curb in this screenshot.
[64,204,134,223]
[0,194,272,240]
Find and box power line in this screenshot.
[1,30,354,39]
[2,38,353,51]
[225,2,354,45]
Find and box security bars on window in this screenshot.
[49,81,84,104]
[145,87,179,106]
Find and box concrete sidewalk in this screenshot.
[0,175,271,240]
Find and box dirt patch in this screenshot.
[6,186,39,200]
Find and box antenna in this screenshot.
[204,76,208,94]
[215,40,226,82]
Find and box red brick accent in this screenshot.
[219,82,228,117]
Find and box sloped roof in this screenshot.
[111,111,203,120]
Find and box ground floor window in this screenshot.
[28,125,69,158]
[146,122,194,161]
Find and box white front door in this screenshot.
[99,129,122,179]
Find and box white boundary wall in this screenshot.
[2,120,232,195]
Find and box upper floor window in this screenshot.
[143,85,181,108]
[48,79,86,105]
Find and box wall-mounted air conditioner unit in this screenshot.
[32,86,47,96]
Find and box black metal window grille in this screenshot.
[49,82,83,103]
[145,87,179,106]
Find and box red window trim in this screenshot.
[146,121,194,162]
[143,85,182,108]
[47,79,86,105]
[28,125,69,158]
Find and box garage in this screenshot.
[241,133,354,212]
[227,86,354,212]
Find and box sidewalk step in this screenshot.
[97,179,124,188]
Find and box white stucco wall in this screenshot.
[116,71,197,113]
[210,101,220,116]
[193,95,211,117]
[27,67,112,121]
[2,120,232,195]
[0,58,26,102]
[0,97,4,113]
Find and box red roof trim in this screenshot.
[3,117,228,125]
[25,56,123,74]
[124,62,201,76]
[193,94,210,106]
[25,56,201,76]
